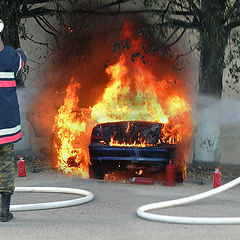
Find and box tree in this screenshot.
[1,1,54,47]
[0,0,90,84]
[145,0,240,166]
[0,1,57,84]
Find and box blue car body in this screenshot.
[88,121,176,179]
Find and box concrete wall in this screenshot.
[15,6,56,154]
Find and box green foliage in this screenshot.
[131,51,145,64]
[0,1,9,6]
[112,38,131,56]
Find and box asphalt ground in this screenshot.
[1,170,240,240]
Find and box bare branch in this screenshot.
[27,51,53,72]
[22,7,56,18]
[25,0,50,3]
[166,28,186,48]
[162,18,198,29]
[165,26,180,43]
[176,41,199,59]
[69,8,193,16]
[24,34,53,51]
[189,1,202,19]
[33,16,57,38]
[38,15,57,32]
[22,6,193,20]
[95,0,134,10]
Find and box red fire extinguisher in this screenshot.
[166,160,175,186]
[213,166,221,188]
[17,155,26,177]
[130,177,154,185]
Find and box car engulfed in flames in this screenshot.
[52,32,193,182]
[89,121,180,180]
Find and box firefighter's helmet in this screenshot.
[0,19,4,33]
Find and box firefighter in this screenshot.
[0,19,27,222]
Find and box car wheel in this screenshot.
[89,165,105,180]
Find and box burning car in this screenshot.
[89,121,179,180]
[52,36,193,181]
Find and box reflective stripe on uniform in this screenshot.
[0,80,16,87]
[0,72,15,78]
[0,72,16,87]
[17,52,22,72]
[0,131,22,145]
[0,125,21,136]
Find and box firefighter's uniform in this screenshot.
[0,37,27,221]
[0,46,27,192]
[0,144,14,193]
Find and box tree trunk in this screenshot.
[0,1,22,48]
[194,124,221,167]
[193,98,221,167]
[193,0,229,166]
[193,37,228,166]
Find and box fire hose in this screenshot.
[10,187,94,212]
[137,176,240,224]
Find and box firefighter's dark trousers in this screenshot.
[0,144,15,193]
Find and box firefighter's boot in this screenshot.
[1,192,13,222]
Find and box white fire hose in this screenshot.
[10,187,94,212]
[137,176,240,224]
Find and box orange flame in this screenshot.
[53,50,193,177]
[109,135,153,148]
[91,56,169,123]
[53,78,93,177]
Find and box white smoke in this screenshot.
[193,96,240,126]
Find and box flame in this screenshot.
[68,26,73,33]
[109,136,152,148]
[90,56,169,123]
[53,78,93,177]
[53,44,193,177]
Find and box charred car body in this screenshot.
[89,121,181,180]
